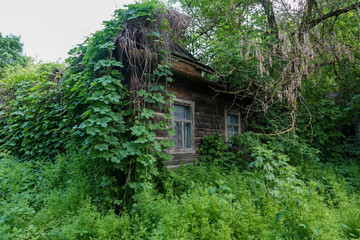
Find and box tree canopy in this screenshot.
[0,33,27,77]
[170,0,360,150]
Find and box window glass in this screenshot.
[234,126,239,133]
[185,122,191,148]
[174,105,185,119]
[174,121,182,148]
[174,105,190,120]
[228,126,236,138]
[227,114,239,124]
[185,107,190,120]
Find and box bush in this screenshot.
[0,151,131,239]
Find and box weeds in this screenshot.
[1,133,360,239]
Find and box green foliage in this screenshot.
[199,132,235,168]
[175,0,360,164]
[299,75,360,161]
[1,138,360,239]
[0,2,174,207]
[0,33,27,77]
[344,95,360,121]
[199,131,320,172]
[0,151,131,239]
[0,62,65,160]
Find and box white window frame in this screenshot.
[225,110,241,141]
[170,98,195,154]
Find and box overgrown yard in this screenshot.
[1,136,360,239]
[1,1,360,239]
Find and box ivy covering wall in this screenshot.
[0,2,179,207]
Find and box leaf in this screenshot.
[137,89,147,97]
[130,125,149,136]
[275,212,283,223]
[149,31,161,38]
[99,41,115,51]
[113,199,123,205]
[168,128,175,136]
[94,60,124,71]
[140,108,155,119]
[94,144,109,151]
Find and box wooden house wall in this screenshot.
[159,71,244,168]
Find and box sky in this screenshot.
[0,0,137,62]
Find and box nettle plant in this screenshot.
[0,2,186,205]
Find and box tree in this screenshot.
[0,33,27,77]
[163,0,360,160]
[173,0,359,127]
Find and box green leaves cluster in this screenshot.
[0,62,65,160]
[61,2,173,175]
[0,33,27,78]
[0,1,174,206]
[2,149,360,239]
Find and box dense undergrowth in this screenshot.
[0,2,176,211]
[1,133,360,239]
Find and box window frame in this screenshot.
[171,98,195,154]
[225,111,241,141]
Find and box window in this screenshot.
[225,112,240,141]
[172,100,194,153]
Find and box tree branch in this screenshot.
[231,1,242,10]
[307,2,360,29]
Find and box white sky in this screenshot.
[0,0,137,62]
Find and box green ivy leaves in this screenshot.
[1,2,174,207]
[94,60,124,71]
[0,63,66,161]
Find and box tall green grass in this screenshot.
[0,149,360,239]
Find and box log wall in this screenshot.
[159,66,244,167]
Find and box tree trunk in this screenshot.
[260,0,278,36]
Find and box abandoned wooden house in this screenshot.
[164,61,245,167]
[116,10,245,168]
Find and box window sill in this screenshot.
[170,149,196,154]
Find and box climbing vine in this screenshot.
[0,2,185,206]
